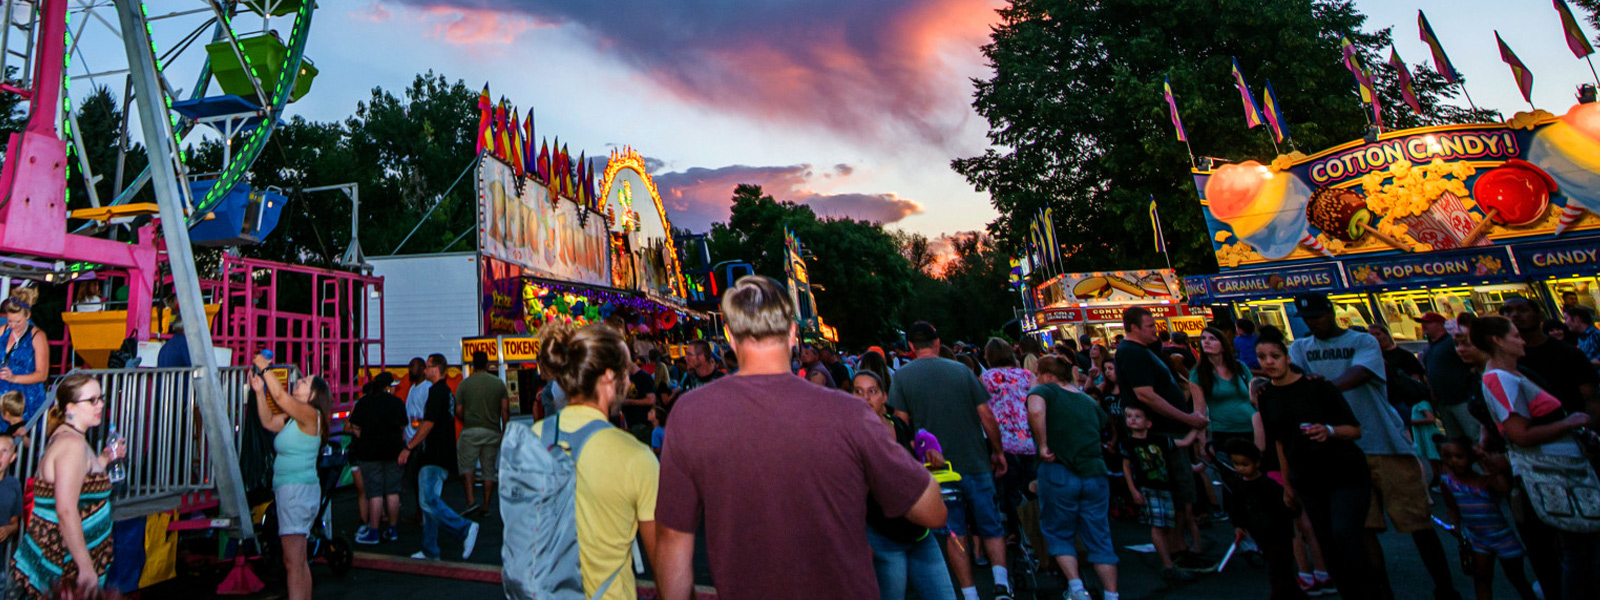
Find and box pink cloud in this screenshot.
[392,0,1000,146]
[648,163,924,232]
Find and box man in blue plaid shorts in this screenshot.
[1120,406,1198,585]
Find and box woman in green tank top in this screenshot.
[250,353,332,600]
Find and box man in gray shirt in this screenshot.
[889,322,1013,600]
[1289,294,1459,600]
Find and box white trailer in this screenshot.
[366,253,481,366]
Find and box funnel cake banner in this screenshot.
[1193,103,1600,270]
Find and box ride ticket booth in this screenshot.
[461,335,543,418]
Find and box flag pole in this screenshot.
[1459,80,1481,113]
[1156,209,1173,271]
[1587,55,1600,87]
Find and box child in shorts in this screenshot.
[1120,405,1197,584]
[1436,436,1538,600]
[1222,438,1306,599]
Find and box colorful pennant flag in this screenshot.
[523,108,537,178]
[475,84,492,156]
[538,140,550,183]
[1554,0,1595,58]
[508,108,524,178]
[1262,80,1288,144]
[1163,78,1187,142]
[1418,11,1461,83]
[1340,37,1376,104]
[1231,57,1265,128]
[1497,31,1536,104]
[1041,207,1061,265]
[494,98,511,160]
[1008,257,1023,288]
[1364,65,1385,129]
[1389,48,1423,115]
[1149,198,1165,251]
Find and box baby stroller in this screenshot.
[256,431,355,577]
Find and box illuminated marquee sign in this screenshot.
[1345,247,1511,288]
[461,336,542,364]
[1514,238,1600,276]
[1208,265,1343,300]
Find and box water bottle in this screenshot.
[107,424,127,484]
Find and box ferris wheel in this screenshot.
[0,0,320,544]
[1,0,317,245]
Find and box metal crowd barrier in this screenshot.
[10,365,301,516]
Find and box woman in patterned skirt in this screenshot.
[10,373,123,597]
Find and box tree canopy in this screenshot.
[955,0,1497,278]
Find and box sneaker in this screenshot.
[355,525,371,539]
[1065,589,1092,600]
[1162,567,1198,584]
[354,528,380,545]
[462,503,482,516]
[993,584,1014,600]
[1312,579,1337,596]
[1300,577,1324,597]
[462,522,481,560]
[383,527,399,542]
[1210,509,1229,521]
[409,551,433,560]
[1237,536,1260,554]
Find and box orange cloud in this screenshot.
[392,0,1002,146]
[649,163,924,232]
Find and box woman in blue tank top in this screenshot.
[249,353,331,600]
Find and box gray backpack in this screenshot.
[499,415,625,599]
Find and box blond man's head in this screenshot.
[720,275,796,343]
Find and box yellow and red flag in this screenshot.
[508,108,524,178]
[1389,48,1423,115]
[1418,11,1461,83]
[1262,80,1288,144]
[1163,78,1187,142]
[476,84,493,155]
[1230,57,1264,129]
[1554,0,1595,58]
[1497,31,1536,104]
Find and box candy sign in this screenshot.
[1512,238,1600,276]
[1194,104,1600,270]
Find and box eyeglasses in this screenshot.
[72,395,105,405]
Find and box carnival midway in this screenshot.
[0,1,1599,600]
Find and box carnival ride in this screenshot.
[0,2,378,586]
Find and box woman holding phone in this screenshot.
[250,353,333,600]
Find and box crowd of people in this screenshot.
[5,277,1600,600]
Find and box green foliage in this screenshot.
[187,71,480,267]
[707,185,1018,347]
[954,0,1497,278]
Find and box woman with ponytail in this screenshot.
[10,373,124,597]
[0,287,51,421]
[248,353,331,600]
[528,320,660,600]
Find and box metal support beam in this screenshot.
[303,183,363,269]
[113,0,253,541]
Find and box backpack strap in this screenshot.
[541,412,562,451]
[588,559,628,600]
[565,420,613,462]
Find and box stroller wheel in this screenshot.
[325,537,354,576]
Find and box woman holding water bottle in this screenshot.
[249,350,331,600]
[9,373,125,597]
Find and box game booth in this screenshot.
[471,138,705,416]
[1023,269,1211,346]
[1182,103,1600,345]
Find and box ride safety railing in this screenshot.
[12,365,301,520]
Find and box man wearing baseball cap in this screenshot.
[1418,312,1479,441]
[1288,293,1460,600]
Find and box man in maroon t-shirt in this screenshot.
[655,276,945,600]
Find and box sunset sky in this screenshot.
[93,1,1600,241]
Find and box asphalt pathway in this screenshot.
[138,475,1531,599]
